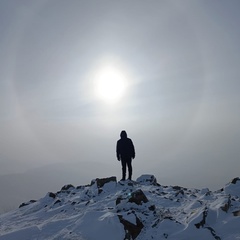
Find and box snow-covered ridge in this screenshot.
[1,175,240,240]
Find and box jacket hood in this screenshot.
[120,130,127,139]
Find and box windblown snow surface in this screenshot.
[1,175,240,240]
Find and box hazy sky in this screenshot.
[1,0,240,192]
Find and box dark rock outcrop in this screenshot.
[128,189,148,205]
[195,207,208,229]
[231,177,240,184]
[91,176,117,188]
[48,192,56,199]
[54,199,61,205]
[61,184,75,191]
[116,195,124,205]
[233,210,240,216]
[118,214,144,240]
[136,175,158,186]
[19,200,36,208]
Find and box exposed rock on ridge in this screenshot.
[1,175,240,240]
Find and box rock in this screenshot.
[172,186,182,191]
[54,199,61,205]
[175,189,184,197]
[116,195,124,205]
[136,175,158,185]
[195,207,208,229]
[128,189,148,205]
[118,214,144,240]
[19,203,27,208]
[98,188,103,194]
[220,195,231,213]
[91,176,117,188]
[19,200,36,208]
[205,226,221,240]
[148,205,156,211]
[224,178,240,196]
[231,177,240,184]
[233,210,240,216]
[48,192,56,199]
[61,184,75,191]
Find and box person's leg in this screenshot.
[121,159,127,180]
[126,158,132,180]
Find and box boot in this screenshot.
[121,172,126,181]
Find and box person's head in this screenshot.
[120,130,127,139]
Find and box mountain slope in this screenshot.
[0,161,115,213]
[0,175,240,240]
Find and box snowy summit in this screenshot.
[1,175,240,240]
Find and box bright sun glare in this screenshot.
[94,64,127,104]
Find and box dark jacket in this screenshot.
[116,131,135,160]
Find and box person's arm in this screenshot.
[131,140,135,159]
[116,141,121,161]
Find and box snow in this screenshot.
[0,175,240,239]
[224,178,240,196]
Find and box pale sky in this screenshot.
[1,0,240,205]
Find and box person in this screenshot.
[116,130,135,181]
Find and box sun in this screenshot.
[94,64,127,104]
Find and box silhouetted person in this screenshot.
[116,130,135,181]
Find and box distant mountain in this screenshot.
[1,175,240,239]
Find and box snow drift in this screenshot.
[1,175,240,240]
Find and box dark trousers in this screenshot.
[121,157,132,180]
